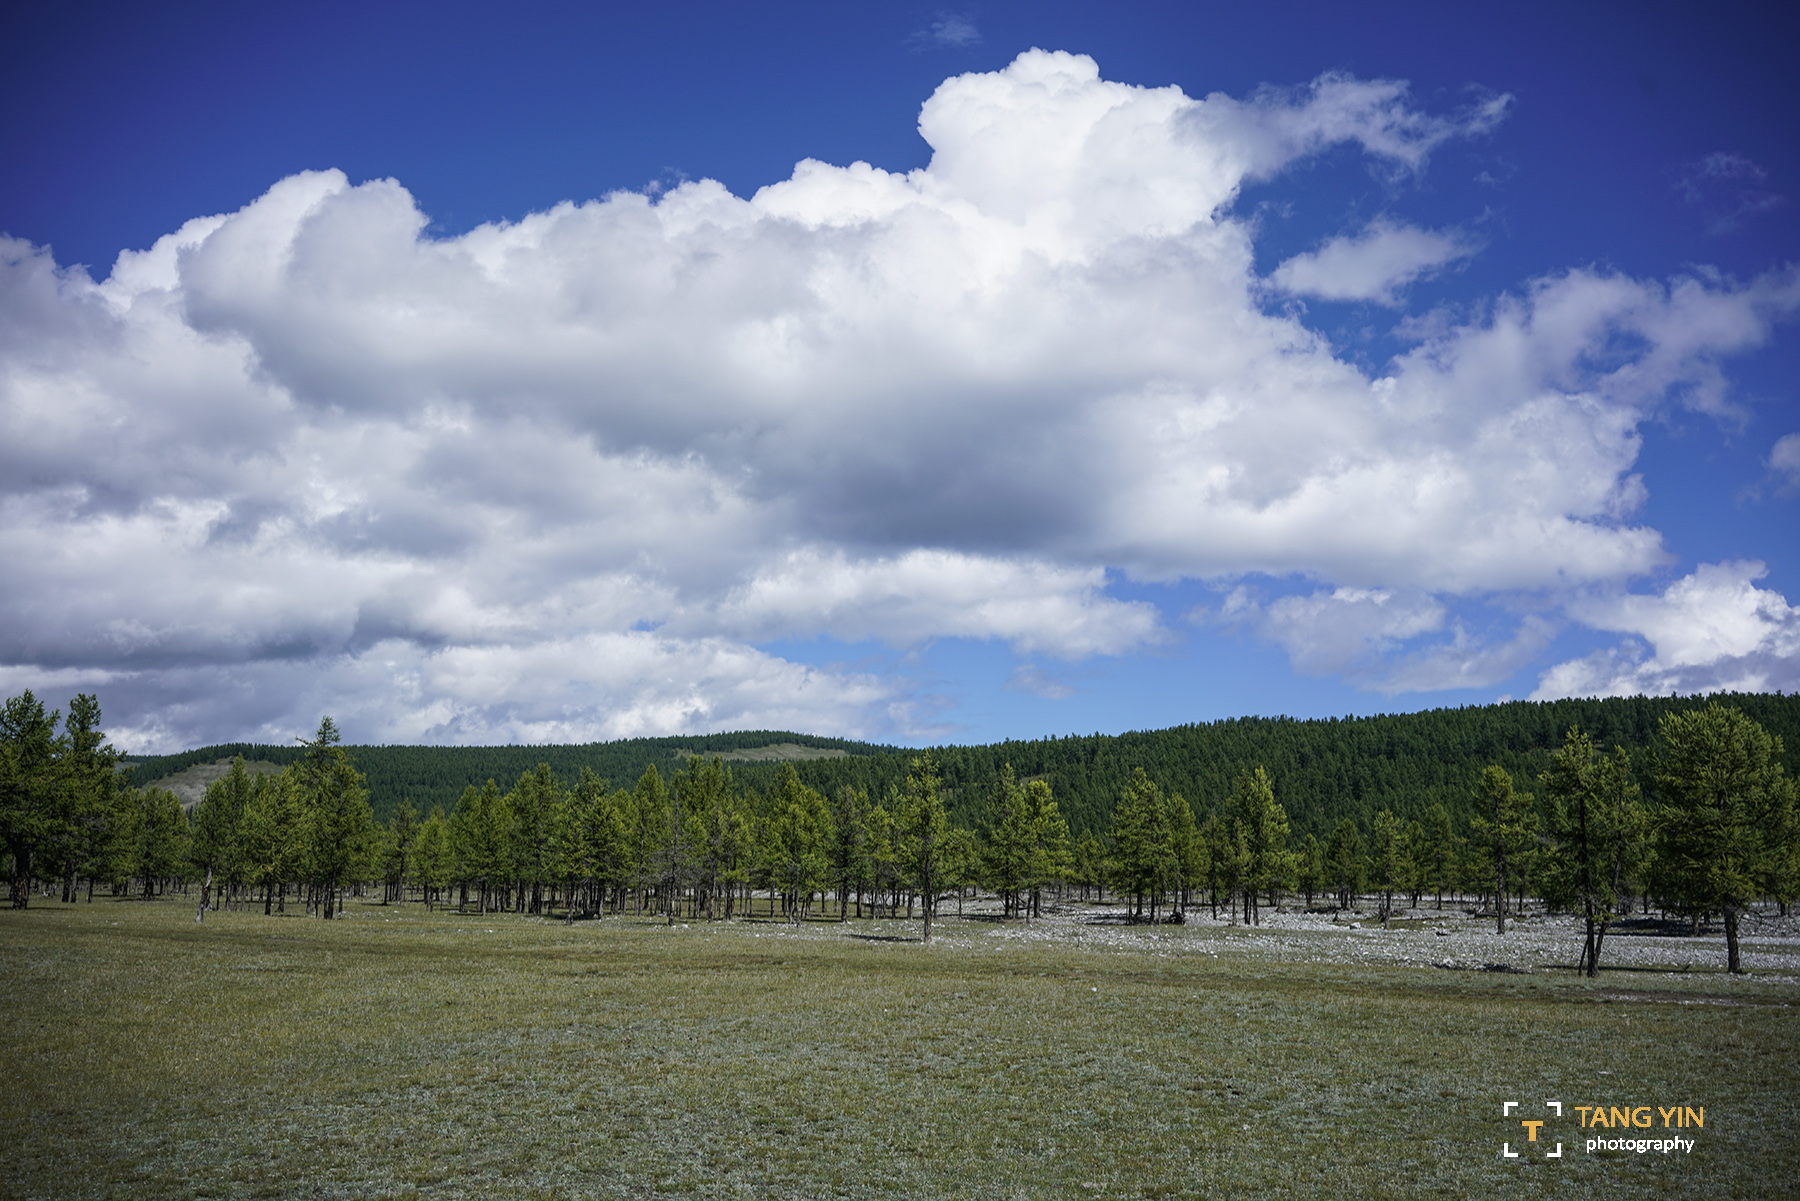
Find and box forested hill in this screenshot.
[126,730,897,819]
[129,693,1799,836]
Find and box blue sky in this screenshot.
[2,0,1796,752]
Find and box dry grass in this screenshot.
[2,896,1795,1199]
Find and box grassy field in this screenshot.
[2,897,1795,1200]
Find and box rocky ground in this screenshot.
[911,896,1800,984]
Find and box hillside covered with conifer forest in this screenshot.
[127,693,1800,837]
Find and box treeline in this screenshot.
[124,693,1800,838]
[7,691,1797,973]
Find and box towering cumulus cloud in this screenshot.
[2,51,1795,747]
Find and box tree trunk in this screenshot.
[1495,868,1507,935]
[1725,908,1743,974]
[9,840,31,909]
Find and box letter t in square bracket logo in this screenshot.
[1503,1100,1563,1159]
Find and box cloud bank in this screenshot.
[2,50,1795,749]
[1532,562,1800,699]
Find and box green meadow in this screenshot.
[4,897,1795,1200]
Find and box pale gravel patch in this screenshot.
[921,897,1800,985]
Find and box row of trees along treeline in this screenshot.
[4,691,1796,965]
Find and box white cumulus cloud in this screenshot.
[1,50,1795,747]
[1532,561,1800,699]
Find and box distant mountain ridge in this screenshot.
[127,694,1800,835]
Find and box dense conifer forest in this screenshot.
[123,692,1800,835]
[10,689,1796,974]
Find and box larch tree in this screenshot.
[294,716,374,920]
[508,764,563,915]
[452,780,512,914]
[678,756,741,921]
[826,784,874,919]
[1326,817,1364,912]
[240,769,304,913]
[983,765,1033,918]
[383,799,419,905]
[1470,765,1536,934]
[131,787,188,898]
[1231,767,1288,925]
[1162,785,1201,920]
[411,806,454,911]
[1111,769,1178,923]
[1022,779,1074,918]
[1,691,61,908]
[1201,813,1239,920]
[896,755,949,941]
[1651,704,1798,974]
[1292,831,1324,907]
[58,694,128,905]
[865,800,900,919]
[628,766,668,917]
[554,768,627,918]
[1402,820,1429,909]
[1072,830,1108,902]
[191,756,257,916]
[1369,809,1403,927]
[1539,728,1645,976]
[1420,802,1459,910]
[765,764,830,924]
